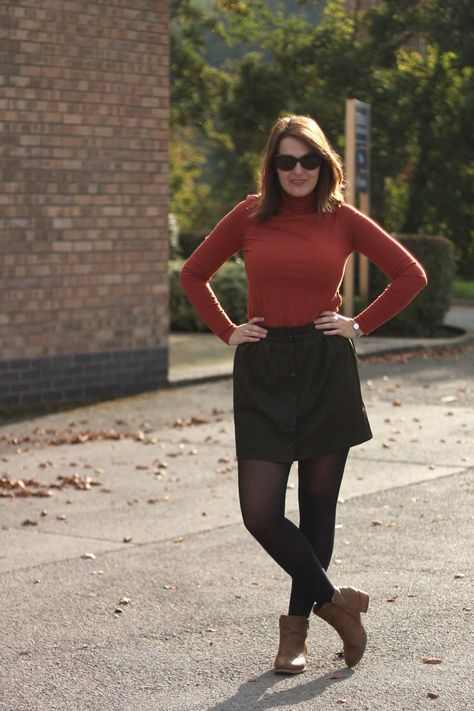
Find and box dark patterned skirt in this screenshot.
[232,322,373,463]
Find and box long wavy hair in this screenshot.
[251,115,345,221]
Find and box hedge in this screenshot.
[367,234,455,336]
[170,234,455,337]
[169,257,248,332]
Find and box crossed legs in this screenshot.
[237,448,349,614]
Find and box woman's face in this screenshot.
[275,136,321,197]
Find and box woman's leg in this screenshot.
[238,458,335,606]
[288,448,350,617]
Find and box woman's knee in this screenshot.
[241,509,280,543]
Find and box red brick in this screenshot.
[1,0,169,383]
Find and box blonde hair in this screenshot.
[251,114,345,220]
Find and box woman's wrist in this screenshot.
[351,319,364,338]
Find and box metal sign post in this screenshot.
[343,99,371,314]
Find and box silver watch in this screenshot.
[352,320,363,338]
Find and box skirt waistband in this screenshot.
[262,322,321,341]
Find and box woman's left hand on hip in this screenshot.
[313,311,358,338]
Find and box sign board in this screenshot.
[343,99,372,313]
[354,101,370,194]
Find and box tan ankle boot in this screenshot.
[313,586,369,667]
[274,614,309,674]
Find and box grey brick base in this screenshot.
[0,347,168,414]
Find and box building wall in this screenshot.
[0,0,169,411]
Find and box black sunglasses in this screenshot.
[274,152,323,172]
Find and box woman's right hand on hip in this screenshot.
[228,317,268,345]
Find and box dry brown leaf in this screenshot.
[427,691,439,699]
[371,520,383,526]
[422,658,442,665]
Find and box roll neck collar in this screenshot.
[279,190,317,215]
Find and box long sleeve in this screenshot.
[345,205,428,335]
[179,197,252,344]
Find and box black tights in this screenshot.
[238,448,349,618]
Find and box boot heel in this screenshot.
[358,591,369,613]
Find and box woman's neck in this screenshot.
[279,190,316,214]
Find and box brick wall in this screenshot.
[0,0,169,412]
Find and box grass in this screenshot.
[453,278,474,300]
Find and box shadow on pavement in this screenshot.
[210,665,354,710]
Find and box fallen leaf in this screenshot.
[422,658,442,665]
[123,536,132,543]
[427,691,439,699]
[372,520,383,526]
[22,519,38,526]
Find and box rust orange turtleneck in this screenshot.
[180,193,428,343]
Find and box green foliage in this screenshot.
[368,234,456,336]
[170,0,474,276]
[170,258,248,331]
[453,278,474,300]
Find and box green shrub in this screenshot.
[367,234,456,336]
[170,257,248,332]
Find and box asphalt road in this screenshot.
[1,346,473,710]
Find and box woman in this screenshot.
[180,115,427,673]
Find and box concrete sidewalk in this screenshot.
[1,342,473,710]
[1,306,473,710]
[169,305,474,384]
